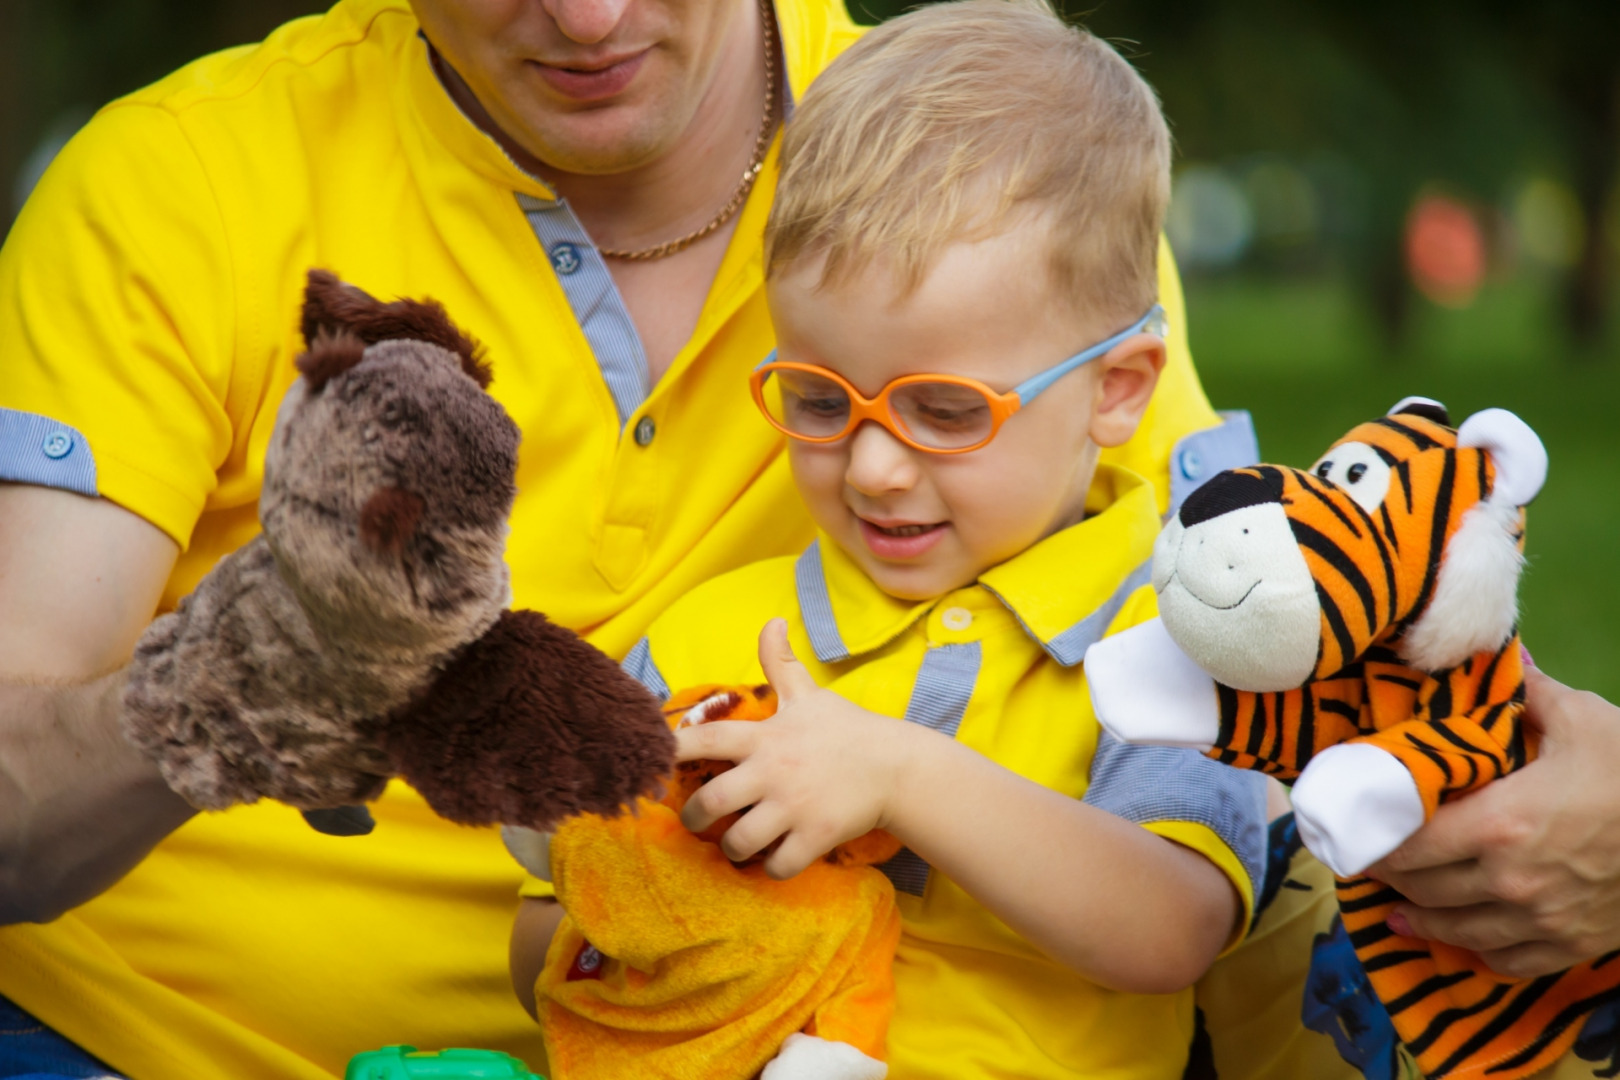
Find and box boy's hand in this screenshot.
[674,619,922,879]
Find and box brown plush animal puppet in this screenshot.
[122,270,673,834]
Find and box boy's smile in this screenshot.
[766,222,1166,601]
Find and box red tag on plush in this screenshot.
[566,941,606,982]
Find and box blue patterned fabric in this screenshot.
[1167,410,1258,517]
[516,193,649,429]
[0,995,121,1079]
[0,408,97,497]
[881,641,986,897]
[795,540,851,664]
[1302,915,1402,1080]
[1083,732,1269,895]
[621,636,670,702]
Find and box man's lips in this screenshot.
[857,517,948,560]
[530,51,648,102]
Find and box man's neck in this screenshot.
[433,4,771,255]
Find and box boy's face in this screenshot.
[767,225,1164,601]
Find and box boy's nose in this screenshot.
[844,421,920,495]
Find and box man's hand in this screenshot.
[1370,665,1620,977]
[674,619,923,880]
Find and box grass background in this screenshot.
[1187,275,1619,701]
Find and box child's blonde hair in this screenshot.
[765,0,1171,325]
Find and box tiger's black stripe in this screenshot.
[1385,971,1477,1018]
[1297,475,1366,540]
[1294,519,1382,639]
[1316,581,1358,676]
[1485,983,1620,1074]
[1373,416,1444,451]
[1393,452,1458,644]
[1405,982,1515,1057]
[1362,949,1433,972]
[1430,974,1563,1078]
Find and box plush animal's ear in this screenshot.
[299,269,492,388]
[1458,408,1548,507]
[1387,396,1452,428]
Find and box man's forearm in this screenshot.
[0,670,195,924]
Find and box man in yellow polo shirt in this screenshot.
[0,0,1259,1077]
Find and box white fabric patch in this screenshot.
[761,1033,888,1080]
[1156,502,1320,692]
[1086,618,1220,749]
[1291,743,1426,876]
[501,825,553,882]
[1401,497,1524,672]
[1457,408,1548,508]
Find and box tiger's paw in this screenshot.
[761,1034,886,1080]
[1085,618,1220,750]
[1292,743,1425,876]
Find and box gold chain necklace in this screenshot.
[599,0,778,261]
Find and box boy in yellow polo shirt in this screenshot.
[514,2,1268,1076]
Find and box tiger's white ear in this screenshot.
[1457,408,1547,507]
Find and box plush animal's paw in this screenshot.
[1085,618,1220,749]
[501,825,553,881]
[761,1034,886,1080]
[1291,743,1426,876]
[379,609,675,829]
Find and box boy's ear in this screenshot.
[1089,334,1166,449]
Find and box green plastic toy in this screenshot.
[345,1045,546,1080]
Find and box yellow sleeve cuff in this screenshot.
[1144,819,1257,955]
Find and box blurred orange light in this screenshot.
[1406,194,1486,308]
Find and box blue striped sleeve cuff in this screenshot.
[1083,733,1269,894]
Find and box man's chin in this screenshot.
[514,98,685,176]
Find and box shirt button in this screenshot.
[633,416,656,447]
[41,432,73,459]
[941,606,973,631]
[550,242,583,276]
[1179,447,1204,480]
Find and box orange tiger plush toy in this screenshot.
[503,684,903,1080]
[1088,400,1618,1080]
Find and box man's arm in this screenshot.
[1372,665,1620,977]
[0,482,194,924]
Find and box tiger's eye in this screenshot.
[1347,463,1367,483]
[1316,461,1333,479]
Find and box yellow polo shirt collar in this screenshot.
[799,464,1161,666]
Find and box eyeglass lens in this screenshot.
[766,369,997,449]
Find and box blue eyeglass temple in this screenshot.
[1009,303,1167,406]
[754,304,1167,407]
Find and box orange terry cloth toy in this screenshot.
[527,685,902,1080]
[1090,400,1620,1080]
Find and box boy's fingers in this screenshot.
[673,720,759,764]
[758,618,819,702]
[679,763,764,835]
[762,829,823,881]
[719,802,791,863]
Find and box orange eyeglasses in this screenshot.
[749,305,1166,454]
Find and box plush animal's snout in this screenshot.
[1178,468,1283,528]
[359,486,424,554]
